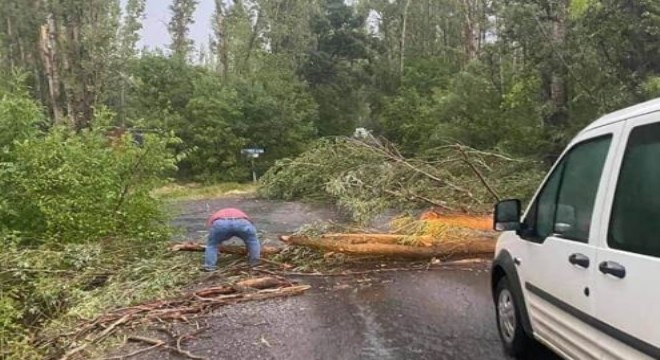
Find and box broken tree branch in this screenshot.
[455,145,500,202]
[169,242,281,255]
[103,342,164,360]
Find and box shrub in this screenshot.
[0,108,179,244]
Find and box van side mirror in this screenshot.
[494,199,522,232]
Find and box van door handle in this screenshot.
[568,253,590,268]
[599,261,626,279]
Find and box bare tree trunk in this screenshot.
[6,16,16,70]
[400,0,411,75]
[39,14,64,124]
[550,0,568,120]
[244,7,264,74]
[213,0,228,78]
[463,0,477,63]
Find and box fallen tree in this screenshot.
[315,233,435,247]
[260,136,544,222]
[279,235,495,260]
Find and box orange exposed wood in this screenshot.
[420,211,493,232]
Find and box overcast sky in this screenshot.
[133,0,361,51]
[136,0,215,51]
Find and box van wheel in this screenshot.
[495,277,533,357]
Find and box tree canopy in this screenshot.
[0,0,657,178]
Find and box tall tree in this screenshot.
[34,0,121,129]
[224,0,254,76]
[301,0,373,136]
[258,0,320,65]
[120,0,146,59]
[211,0,228,77]
[168,0,198,60]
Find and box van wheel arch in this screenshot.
[491,250,534,337]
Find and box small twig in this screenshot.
[59,343,90,360]
[128,336,207,360]
[103,343,163,360]
[152,326,177,340]
[59,314,131,360]
[94,314,131,344]
[176,326,209,358]
[456,145,500,202]
[127,336,166,347]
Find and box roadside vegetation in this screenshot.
[0,0,659,358]
[153,182,256,201]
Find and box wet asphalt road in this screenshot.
[128,264,560,360]
[128,197,561,360]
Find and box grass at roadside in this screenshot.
[153,182,257,201]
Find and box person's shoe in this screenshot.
[201,266,217,272]
[248,259,261,267]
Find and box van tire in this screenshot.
[495,277,534,357]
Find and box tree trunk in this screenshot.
[280,235,495,259]
[314,233,436,247]
[6,16,15,70]
[543,0,569,162]
[463,0,477,63]
[399,0,411,75]
[244,7,264,74]
[213,0,228,78]
[39,13,64,124]
[549,0,568,122]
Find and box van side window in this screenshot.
[609,122,660,257]
[523,136,611,242]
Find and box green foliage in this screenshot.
[0,107,178,244]
[153,182,256,201]
[0,92,44,155]
[261,137,544,222]
[300,0,373,136]
[129,54,316,182]
[259,138,381,201]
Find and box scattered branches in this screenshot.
[51,277,310,360]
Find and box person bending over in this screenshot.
[203,207,260,271]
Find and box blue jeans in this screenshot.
[205,218,261,269]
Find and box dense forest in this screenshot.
[2,0,659,179]
[1,0,660,358]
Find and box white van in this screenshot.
[491,98,660,360]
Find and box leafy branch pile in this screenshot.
[260,136,544,222]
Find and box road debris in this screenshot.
[52,277,310,360]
